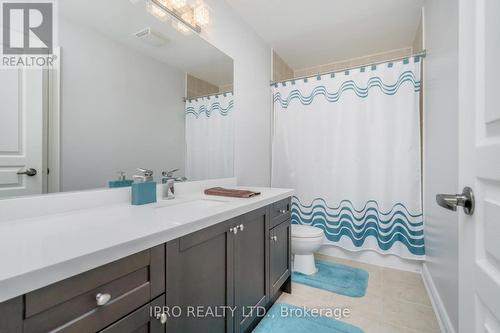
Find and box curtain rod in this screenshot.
[183,90,234,102]
[270,50,426,85]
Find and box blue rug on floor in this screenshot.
[292,260,369,297]
[252,302,364,333]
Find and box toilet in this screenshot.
[291,224,325,275]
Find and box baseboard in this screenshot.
[317,245,422,273]
[421,263,456,333]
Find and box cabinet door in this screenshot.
[99,295,165,333]
[166,219,235,333]
[269,220,291,298]
[0,297,22,333]
[233,207,269,333]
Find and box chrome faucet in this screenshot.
[161,169,187,200]
[164,178,175,200]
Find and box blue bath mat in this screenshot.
[292,260,369,297]
[252,302,364,333]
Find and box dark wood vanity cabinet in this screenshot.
[165,202,291,333]
[0,198,291,333]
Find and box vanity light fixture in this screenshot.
[172,19,191,34]
[193,1,210,27]
[142,0,210,34]
[172,10,194,35]
[145,1,169,21]
[171,0,187,9]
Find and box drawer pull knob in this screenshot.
[96,293,111,306]
[279,209,287,214]
[271,235,278,242]
[238,224,244,231]
[156,312,167,324]
[229,227,238,235]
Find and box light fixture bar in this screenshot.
[151,0,201,33]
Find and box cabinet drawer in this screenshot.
[24,245,165,333]
[270,198,291,228]
[99,294,165,333]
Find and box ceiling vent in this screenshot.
[134,27,169,47]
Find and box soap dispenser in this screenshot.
[108,171,133,188]
[131,168,157,205]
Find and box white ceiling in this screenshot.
[226,0,424,70]
[59,0,233,86]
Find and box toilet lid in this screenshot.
[291,224,324,238]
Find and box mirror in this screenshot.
[0,0,234,199]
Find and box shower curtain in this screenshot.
[271,58,424,260]
[185,92,234,181]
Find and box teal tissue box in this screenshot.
[109,179,134,188]
[131,181,157,205]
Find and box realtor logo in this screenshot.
[2,1,53,55]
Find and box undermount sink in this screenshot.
[154,198,227,221]
[155,198,227,210]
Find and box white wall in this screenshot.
[423,0,459,330]
[199,0,272,186]
[59,19,186,191]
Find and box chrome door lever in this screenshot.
[436,187,474,215]
[17,168,37,176]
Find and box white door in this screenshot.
[458,0,500,331]
[0,67,45,198]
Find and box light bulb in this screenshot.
[194,2,210,27]
[145,0,169,21]
[171,0,186,10]
[157,0,173,10]
[181,9,195,26]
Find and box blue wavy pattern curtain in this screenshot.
[271,58,424,260]
[185,92,234,181]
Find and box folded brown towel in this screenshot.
[204,187,261,198]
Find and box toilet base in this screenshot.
[292,254,318,275]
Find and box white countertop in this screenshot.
[0,183,293,302]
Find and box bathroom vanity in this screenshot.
[0,180,293,333]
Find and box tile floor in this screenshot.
[277,254,440,333]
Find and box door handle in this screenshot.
[17,168,37,177]
[436,186,474,215]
